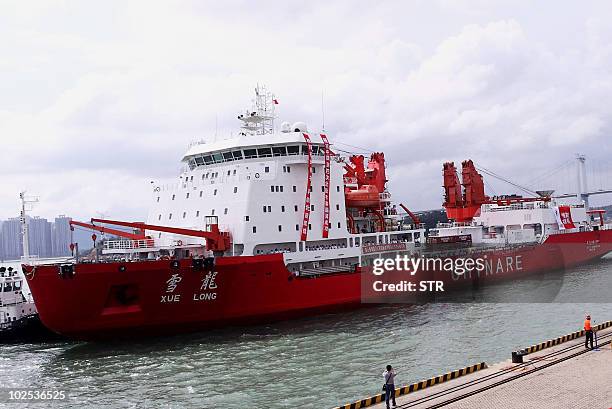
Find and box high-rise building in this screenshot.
[29,217,53,258]
[52,215,72,257]
[0,218,23,261]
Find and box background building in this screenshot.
[0,215,74,261]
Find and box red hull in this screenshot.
[24,230,612,340]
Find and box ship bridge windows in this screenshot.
[287,146,299,155]
[223,152,234,162]
[203,155,213,165]
[232,150,243,160]
[244,149,257,159]
[257,148,272,157]
[195,157,204,165]
[272,146,287,156]
[212,153,224,163]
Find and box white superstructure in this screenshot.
[104,86,426,273]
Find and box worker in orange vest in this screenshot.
[584,314,594,349]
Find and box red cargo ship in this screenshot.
[24,88,612,340]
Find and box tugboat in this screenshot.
[0,266,45,342]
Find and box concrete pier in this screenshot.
[340,322,612,409]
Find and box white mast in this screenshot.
[19,191,39,263]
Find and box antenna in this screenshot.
[19,191,39,263]
[321,90,325,132]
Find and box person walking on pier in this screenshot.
[584,314,594,349]
[383,365,397,409]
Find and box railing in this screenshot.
[103,239,156,251]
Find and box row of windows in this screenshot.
[252,221,342,233]
[186,144,327,169]
[158,208,229,221]
[162,186,239,202]
[262,204,341,213]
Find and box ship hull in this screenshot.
[24,230,612,340]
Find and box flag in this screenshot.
[272,99,279,105]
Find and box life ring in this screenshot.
[255,173,260,179]
[177,240,183,246]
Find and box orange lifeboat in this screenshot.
[345,185,380,208]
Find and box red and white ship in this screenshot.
[24,88,612,340]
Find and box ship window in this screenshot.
[223,152,234,161]
[294,205,298,212]
[280,186,284,192]
[224,208,228,215]
[295,224,299,231]
[293,186,297,192]
[244,149,257,159]
[227,170,231,176]
[233,169,236,175]
[337,222,341,228]
[214,189,218,196]
[263,206,267,213]
[308,224,312,230]
[311,205,315,211]
[336,204,340,210]
[265,166,270,173]
[200,191,203,197]
[232,150,243,160]
[169,213,173,220]
[203,155,213,165]
[321,186,325,192]
[14,281,21,290]
[195,156,204,165]
[253,226,257,233]
[196,211,200,217]
[309,186,312,192]
[281,206,285,212]
[286,166,291,173]
[301,144,309,155]
[272,146,287,156]
[186,193,190,199]
[172,194,176,201]
[311,146,319,155]
[267,205,271,212]
[349,238,353,247]
[312,167,316,174]
[212,153,224,163]
[287,146,299,155]
[414,232,421,240]
[278,225,282,232]
[355,237,360,246]
[158,214,162,221]
[257,148,272,157]
[271,186,274,193]
[337,186,340,192]
[234,187,238,193]
[245,216,250,221]
[211,209,215,215]
[183,212,187,219]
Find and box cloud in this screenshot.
[1,1,612,221]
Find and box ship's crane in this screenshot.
[90,218,231,252]
[399,203,421,225]
[69,220,146,241]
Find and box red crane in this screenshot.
[399,203,421,225]
[90,218,231,252]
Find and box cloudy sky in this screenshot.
[1,0,612,221]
